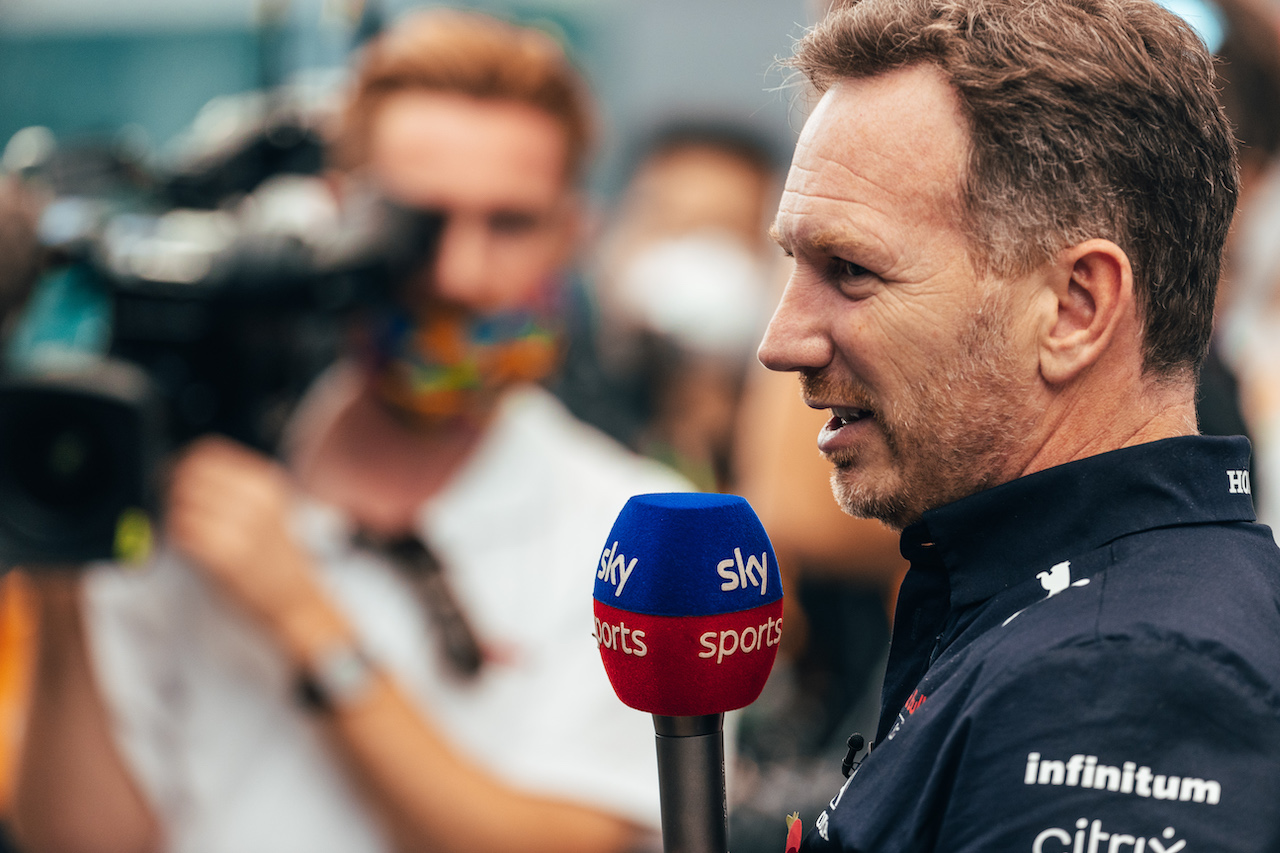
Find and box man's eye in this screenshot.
[831,257,870,279]
[489,211,541,234]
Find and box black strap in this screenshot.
[355,531,485,679]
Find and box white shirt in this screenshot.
[85,385,691,853]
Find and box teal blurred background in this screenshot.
[0,0,816,194]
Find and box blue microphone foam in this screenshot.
[593,492,782,617]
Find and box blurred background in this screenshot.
[0,0,813,196]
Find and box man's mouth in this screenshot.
[828,406,873,429]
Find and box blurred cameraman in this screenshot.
[12,10,686,853]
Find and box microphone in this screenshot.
[593,492,784,853]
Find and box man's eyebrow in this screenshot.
[770,219,879,257]
[767,220,785,248]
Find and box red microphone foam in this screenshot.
[594,599,784,716]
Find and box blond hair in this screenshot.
[336,8,595,183]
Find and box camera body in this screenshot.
[0,185,442,566]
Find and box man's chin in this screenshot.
[829,468,917,532]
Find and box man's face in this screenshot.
[367,90,578,315]
[758,65,1044,530]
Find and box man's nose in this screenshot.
[757,278,832,373]
[432,217,490,306]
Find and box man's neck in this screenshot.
[289,365,497,537]
[1017,372,1199,480]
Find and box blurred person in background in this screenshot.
[12,9,688,853]
[590,122,782,491]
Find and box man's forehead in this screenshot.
[774,66,970,246]
[797,66,969,171]
[369,90,572,210]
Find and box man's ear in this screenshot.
[1038,239,1134,385]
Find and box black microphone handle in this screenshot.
[652,713,728,853]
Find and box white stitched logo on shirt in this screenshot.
[1002,561,1091,627]
[1024,752,1220,804]
[815,810,830,841]
[1032,820,1186,853]
[1227,469,1251,495]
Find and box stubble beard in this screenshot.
[813,288,1038,531]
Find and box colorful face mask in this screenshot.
[363,299,562,425]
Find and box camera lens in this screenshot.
[6,405,114,512]
[0,382,144,563]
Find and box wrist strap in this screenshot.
[296,643,376,713]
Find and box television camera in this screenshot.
[0,138,441,567]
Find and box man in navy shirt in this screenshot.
[757,0,1280,850]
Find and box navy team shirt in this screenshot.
[801,436,1280,853]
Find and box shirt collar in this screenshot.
[900,435,1257,610]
